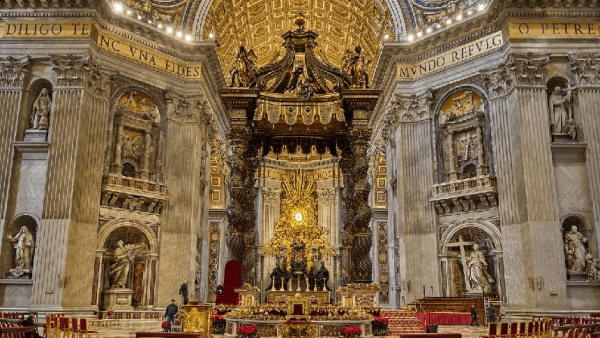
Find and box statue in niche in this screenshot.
[7,226,35,277]
[564,225,588,273]
[108,240,144,288]
[30,88,51,130]
[342,46,371,89]
[549,83,577,136]
[229,46,257,87]
[465,244,494,292]
[316,261,330,291]
[298,77,314,99]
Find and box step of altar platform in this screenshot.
[380,310,426,336]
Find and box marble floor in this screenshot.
[87,321,487,338]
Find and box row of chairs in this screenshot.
[482,318,553,338]
[0,322,37,338]
[46,315,97,338]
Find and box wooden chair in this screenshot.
[483,322,498,338]
[519,322,527,337]
[71,318,80,338]
[580,328,588,338]
[498,322,509,338]
[79,318,98,338]
[509,322,518,337]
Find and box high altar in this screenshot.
[213,13,382,338]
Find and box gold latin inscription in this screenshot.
[0,21,202,79]
[90,25,201,79]
[508,21,599,38]
[396,31,504,79]
[0,21,91,38]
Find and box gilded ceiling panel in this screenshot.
[203,0,395,85]
[401,0,489,31]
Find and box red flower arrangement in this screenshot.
[340,325,362,337]
[211,314,225,322]
[372,315,389,327]
[236,324,257,337]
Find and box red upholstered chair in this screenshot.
[579,328,588,338]
[509,322,518,337]
[78,319,98,338]
[526,322,535,337]
[483,322,497,338]
[499,322,509,337]
[519,322,526,336]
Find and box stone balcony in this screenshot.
[100,173,168,214]
[430,175,498,215]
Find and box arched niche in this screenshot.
[95,219,159,309]
[22,78,53,141]
[2,214,39,278]
[546,76,578,142]
[439,220,503,299]
[561,213,595,279]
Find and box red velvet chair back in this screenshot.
[223,260,242,288]
[500,322,509,335]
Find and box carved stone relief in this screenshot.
[481,53,549,99]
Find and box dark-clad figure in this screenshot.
[486,304,496,324]
[470,304,478,326]
[179,280,188,305]
[267,262,288,291]
[316,262,330,291]
[164,299,178,332]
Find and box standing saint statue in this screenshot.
[549,86,568,134]
[466,244,494,292]
[109,240,144,288]
[30,88,52,130]
[564,225,588,272]
[7,226,35,277]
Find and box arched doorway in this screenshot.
[440,220,503,299]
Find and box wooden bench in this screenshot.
[399,333,461,338]
[135,332,204,338]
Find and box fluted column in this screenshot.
[571,53,600,251]
[156,92,207,306]
[381,91,438,300]
[33,55,88,308]
[482,53,565,310]
[0,56,28,238]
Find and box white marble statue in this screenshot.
[30,88,51,130]
[108,240,144,288]
[466,244,494,291]
[7,226,35,277]
[564,225,588,272]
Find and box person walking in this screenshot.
[470,304,478,326]
[164,299,178,332]
[179,280,189,305]
[486,304,496,324]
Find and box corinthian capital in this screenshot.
[481,53,549,99]
[165,91,206,123]
[84,57,115,99]
[569,53,600,87]
[387,90,433,124]
[0,56,29,89]
[51,54,88,88]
